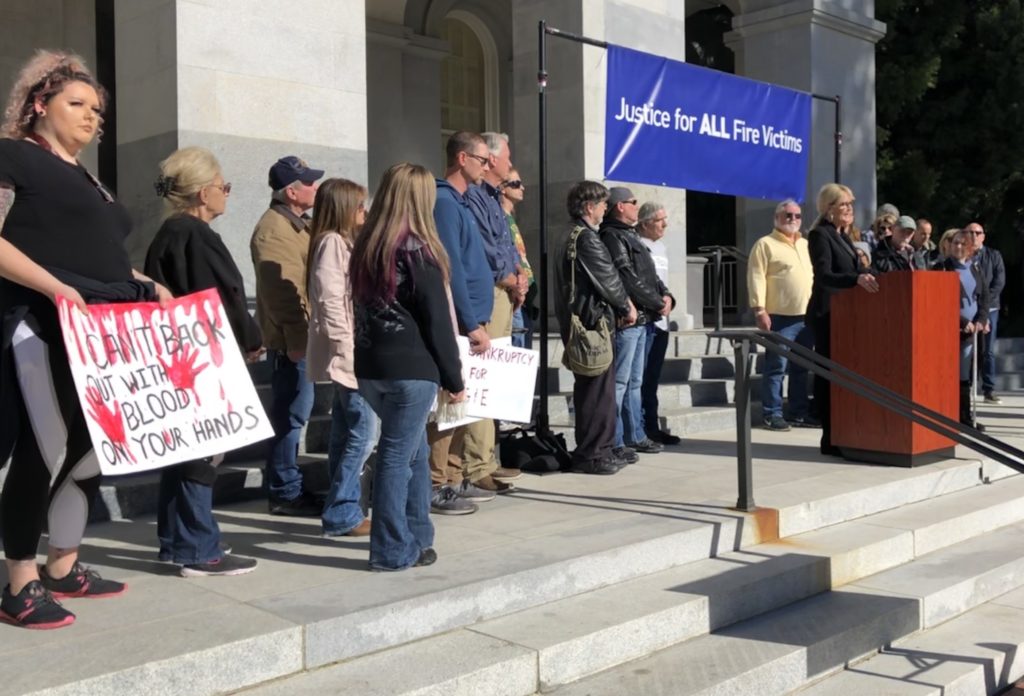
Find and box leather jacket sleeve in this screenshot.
[602,229,665,314]
[576,229,630,316]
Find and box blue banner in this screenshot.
[605,45,812,202]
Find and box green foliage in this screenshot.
[877,0,1024,245]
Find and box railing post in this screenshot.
[733,338,755,511]
[713,247,724,332]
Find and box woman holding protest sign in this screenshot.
[0,50,174,628]
[305,178,377,539]
[145,146,261,577]
[350,162,465,571]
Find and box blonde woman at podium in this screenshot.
[806,184,880,456]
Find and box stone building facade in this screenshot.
[0,0,884,328]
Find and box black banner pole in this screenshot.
[537,19,551,435]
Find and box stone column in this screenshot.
[725,1,885,258]
[511,0,693,331]
[114,0,369,291]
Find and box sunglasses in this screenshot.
[503,180,523,190]
[782,213,802,221]
[209,182,232,195]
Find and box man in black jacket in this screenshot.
[600,187,674,460]
[965,222,1006,403]
[555,181,637,475]
[872,216,919,274]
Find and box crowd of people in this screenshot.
[745,183,1005,457]
[0,50,566,629]
[0,49,1008,631]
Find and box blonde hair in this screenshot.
[815,183,854,220]
[350,163,449,304]
[155,147,222,213]
[1,50,106,139]
[938,227,960,257]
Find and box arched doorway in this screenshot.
[439,13,500,166]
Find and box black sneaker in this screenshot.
[611,446,639,464]
[269,493,321,517]
[39,562,126,599]
[647,429,682,445]
[626,438,663,454]
[571,457,621,475]
[415,548,438,567]
[763,416,792,432]
[0,581,75,630]
[180,554,258,578]
[159,541,232,563]
[790,415,822,429]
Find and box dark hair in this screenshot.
[445,131,485,167]
[566,180,609,219]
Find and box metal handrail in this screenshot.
[698,245,750,353]
[711,329,1024,511]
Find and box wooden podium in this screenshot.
[831,271,959,466]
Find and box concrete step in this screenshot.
[546,378,765,419]
[544,353,764,392]
[538,329,738,367]
[90,456,330,522]
[994,352,1024,372]
[555,520,1024,695]
[237,472,1024,695]
[994,372,1024,392]
[549,404,750,450]
[17,429,1022,696]
[799,585,1024,694]
[996,337,1024,352]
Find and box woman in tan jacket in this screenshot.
[306,178,374,537]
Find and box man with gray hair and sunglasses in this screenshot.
[748,198,817,431]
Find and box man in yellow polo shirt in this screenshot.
[748,199,817,431]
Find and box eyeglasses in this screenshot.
[836,200,855,208]
[782,213,802,221]
[208,182,232,195]
[503,180,523,189]
[466,153,490,167]
[621,199,638,206]
[966,229,984,235]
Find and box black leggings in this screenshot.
[2,319,101,560]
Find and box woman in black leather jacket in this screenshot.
[554,181,636,475]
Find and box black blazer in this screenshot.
[807,220,866,320]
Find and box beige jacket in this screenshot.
[250,204,311,353]
[306,232,356,388]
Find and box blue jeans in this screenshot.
[761,315,814,420]
[322,384,378,535]
[511,308,526,348]
[613,325,647,446]
[157,462,221,564]
[980,309,999,394]
[642,325,669,432]
[266,351,315,502]
[358,379,436,570]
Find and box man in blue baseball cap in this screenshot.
[251,156,324,516]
